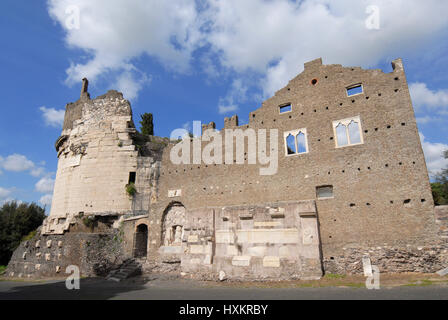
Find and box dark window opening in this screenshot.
[128,172,136,184]
[317,185,334,199]
[311,79,318,85]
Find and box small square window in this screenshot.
[317,186,334,199]
[347,84,363,97]
[279,104,292,114]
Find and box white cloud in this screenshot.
[114,69,151,100]
[0,187,15,206]
[47,0,203,99]
[39,194,53,208]
[0,187,12,199]
[409,82,448,110]
[416,115,446,126]
[218,104,238,115]
[218,79,248,114]
[420,133,448,177]
[1,154,34,172]
[35,177,55,194]
[40,106,65,128]
[204,0,448,97]
[0,154,46,177]
[48,1,448,104]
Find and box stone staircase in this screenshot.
[435,206,448,240]
[106,258,143,282]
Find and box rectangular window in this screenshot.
[284,129,309,156]
[346,84,363,97]
[332,116,364,148]
[279,104,292,114]
[128,172,136,184]
[316,186,334,199]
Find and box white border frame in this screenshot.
[332,116,364,148]
[283,128,309,156]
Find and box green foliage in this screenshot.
[82,216,96,229]
[140,113,154,136]
[432,150,448,206]
[126,183,137,197]
[0,265,6,275]
[0,201,46,265]
[21,230,37,242]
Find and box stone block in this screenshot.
[188,235,199,243]
[190,258,201,265]
[237,229,299,244]
[263,256,280,268]
[232,256,251,267]
[279,246,291,257]
[247,246,267,257]
[189,245,204,254]
[254,221,282,228]
[160,246,183,254]
[168,189,182,198]
[216,230,235,244]
[46,240,52,248]
[227,246,238,256]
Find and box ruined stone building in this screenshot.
[6,58,448,280]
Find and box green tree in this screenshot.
[0,201,46,265]
[432,150,448,205]
[140,113,154,136]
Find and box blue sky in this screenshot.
[1,0,448,209]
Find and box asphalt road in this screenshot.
[1,277,448,300]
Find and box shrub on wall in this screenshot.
[126,183,137,197]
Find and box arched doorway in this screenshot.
[134,224,148,258]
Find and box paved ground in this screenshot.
[1,276,448,300]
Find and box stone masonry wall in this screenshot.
[6,228,125,279]
[147,58,437,272]
[50,91,153,223]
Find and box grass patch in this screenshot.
[0,266,6,275]
[324,273,346,280]
[21,230,37,242]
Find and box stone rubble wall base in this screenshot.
[5,230,125,279]
[324,244,448,275]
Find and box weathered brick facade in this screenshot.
[6,58,446,280]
